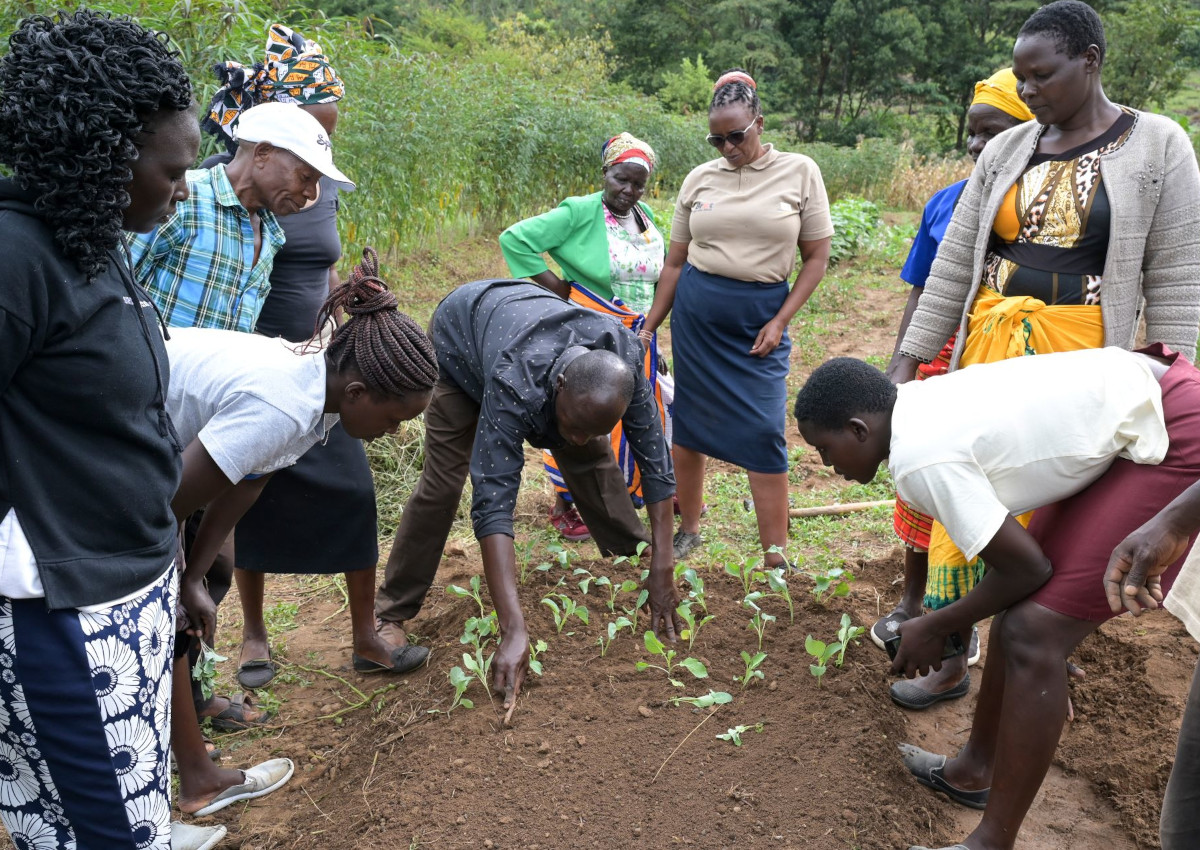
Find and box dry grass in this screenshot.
[881,145,974,210]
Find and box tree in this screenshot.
[1102,0,1199,110]
[658,55,713,114]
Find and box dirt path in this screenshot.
[38,241,1191,850]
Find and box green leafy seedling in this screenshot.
[636,630,708,688]
[670,689,733,709]
[515,538,536,584]
[573,567,598,595]
[736,650,767,690]
[540,593,590,634]
[807,564,855,604]
[597,616,633,657]
[677,599,715,652]
[805,634,843,687]
[680,568,708,613]
[192,641,227,702]
[622,587,650,634]
[743,594,776,650]
[546,542,574,572]
[765,567,795,623]
[428,665,475,715]
[446,574,487,618]
[716,722,764,746]
[725,559,765,598]
[835,613,866,667]
[528,638,548,676]
[595,576,640,613]
[612,540,650,571]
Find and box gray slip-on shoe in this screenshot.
[191,757,295,818]
[899,743,989,810]
[890,671,970,710]
[171,823,227,850]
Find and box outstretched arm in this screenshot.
[481,534,528,710]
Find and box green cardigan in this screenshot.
[499,191,655,302]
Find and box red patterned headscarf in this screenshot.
[601,132,657,173]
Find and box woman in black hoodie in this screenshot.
[0,10,221,850]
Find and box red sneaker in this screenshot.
[550,505,591,541]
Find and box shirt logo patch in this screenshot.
[692,202,714,212]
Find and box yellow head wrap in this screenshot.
[971,68,1034,122]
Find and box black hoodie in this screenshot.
[0,179,182,609]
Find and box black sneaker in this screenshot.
[870,610,911,650]
[672,530,702,560]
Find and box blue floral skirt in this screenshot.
[0,566,175,849]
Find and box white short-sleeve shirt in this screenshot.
[890,347,1168,561]
[165,328,336,483]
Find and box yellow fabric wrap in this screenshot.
[971,68,1035,122]
[923,286,1104,609]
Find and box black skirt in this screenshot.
[235,422,379,574]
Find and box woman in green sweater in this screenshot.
[500,133,667,540]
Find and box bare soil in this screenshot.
[14,252,1190,850]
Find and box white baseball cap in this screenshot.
[234,102,355,191]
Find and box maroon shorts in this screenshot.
[1028,346,1200,621]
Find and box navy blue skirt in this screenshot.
[671,263,791,473]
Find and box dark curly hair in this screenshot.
[793,358,897,430]
[1019,0,1106,64]
[315,247,439,397]
[0,9,193,278]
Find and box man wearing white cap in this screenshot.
[130,101,354,334]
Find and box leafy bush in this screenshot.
[828,198,882,266]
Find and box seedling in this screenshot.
[736,650,767,690]
[677,599,714,652]
[596,616,633,657]
[807,563,855,603]
[528,639,548,676]
[192,641,227,702]
[515,539,536,584]
[622,587,650,634]
[427,665,474,715]
[546,542,575,572]
[805,634,843,687]
[636,631,708,688]
[595,576,640,613]
[725,559,765,598]
[743,595,776,650]
[716,722,764,746]
[679,568,708,613]
[612,540,650,571]
[765,567,795,623]
[670,689,733,709]
[540,593,590,634]
[573,567,598,595]
[835,613,865,667]
[446,575,488,619]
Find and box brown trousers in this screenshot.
[375,380,649,623]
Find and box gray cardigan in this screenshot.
[900,110,1200,367]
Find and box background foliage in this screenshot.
[2,0,1197,257]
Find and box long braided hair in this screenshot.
[314,247,439,397]
[0,10,192,279]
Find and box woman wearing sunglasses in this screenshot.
[643,69,833,566]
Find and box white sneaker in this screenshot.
[192,757,295,817]
[171,822,226,850]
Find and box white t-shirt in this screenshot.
[890,347,1168,561]
[165,328,337,483]
[1167,548,1200,643]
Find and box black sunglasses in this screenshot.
[706,116,758,149]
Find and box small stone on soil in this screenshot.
[637,705,653,717]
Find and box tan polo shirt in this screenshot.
[671,144,834,283]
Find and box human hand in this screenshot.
[889,615,948,679]
[492,623,530,711]
[1104,518,1189,615]
[749,318,786,357]
[886,355,921,385]
[645,547,681,642]
[179,579,217,644]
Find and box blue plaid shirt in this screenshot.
[129,164,286,332]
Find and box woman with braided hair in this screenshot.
[164,246,437,818]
